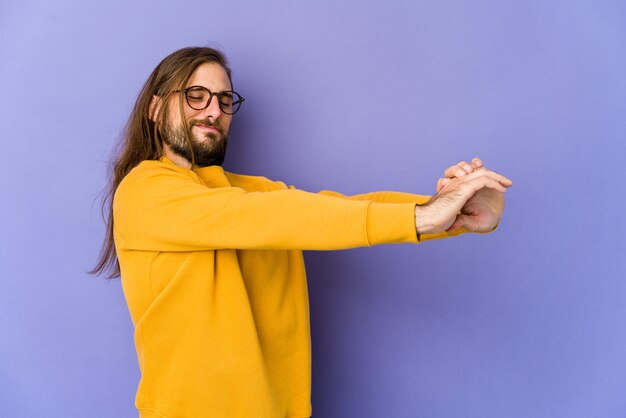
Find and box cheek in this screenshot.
[222,116,233,131]
[165,110,183,130]
[184,111,202,128]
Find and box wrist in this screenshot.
[414,204,422,241]
[414,203,437,236]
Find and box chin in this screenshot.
[196,132,221,144]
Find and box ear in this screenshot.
[149,95,162,122]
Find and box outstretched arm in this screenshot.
[318,157,512,239]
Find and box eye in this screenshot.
[219,93,233,106]
[186,88,208,102]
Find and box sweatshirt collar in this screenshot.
[159,156,231,187]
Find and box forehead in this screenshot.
[187,62,231,91]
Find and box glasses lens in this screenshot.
[218,92,234,114]
[220,92,243,114]
[185,87,210,110]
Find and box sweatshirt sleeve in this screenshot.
[316,189,484,242]
[113,164,420,252]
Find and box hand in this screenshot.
[414,162,512,235]
[445,184,505,233]
[437,158,508,233]
[436,158,484,192]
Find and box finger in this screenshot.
[471,157,483,168]
[446,215,465,232]
[466,167,513,187]
[450,174,509,199]
[461,176,509,194]
[443,165,464,178]
[436,177,450,192]
[444,161,471,178]
[447,213,487,233]
[458,161,474,174]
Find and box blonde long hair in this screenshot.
[89,47,232,279]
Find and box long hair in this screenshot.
[89,47,232,279]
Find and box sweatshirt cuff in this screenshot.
[365,202,420,246]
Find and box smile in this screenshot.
[194,124,221,134]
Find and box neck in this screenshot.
[163,144,192,169]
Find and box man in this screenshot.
[92,47,512,418]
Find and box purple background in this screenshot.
[1,0,625,417]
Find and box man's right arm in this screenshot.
[113,165,420,252]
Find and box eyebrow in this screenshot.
[186,85,232,92]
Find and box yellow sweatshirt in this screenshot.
[113,156,469,418]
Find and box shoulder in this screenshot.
[115,160,203,203]
[224,171,295,192]
[120,160,200,187]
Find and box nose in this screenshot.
[200,95,223,120]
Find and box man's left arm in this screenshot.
[316,189,471,242]
[317,157,505,242]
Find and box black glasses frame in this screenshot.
[173,86,245,115]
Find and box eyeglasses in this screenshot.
[173,86,245,115]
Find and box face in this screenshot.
[159,62,234,167]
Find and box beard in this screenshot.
[162,117,228,167]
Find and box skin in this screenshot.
[415,158,512,234]
[151,62,233,169]
[150,64,512,235]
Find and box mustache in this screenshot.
[190,118,224,134]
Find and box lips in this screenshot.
[195,124,220,132]
[193,124,222,137]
